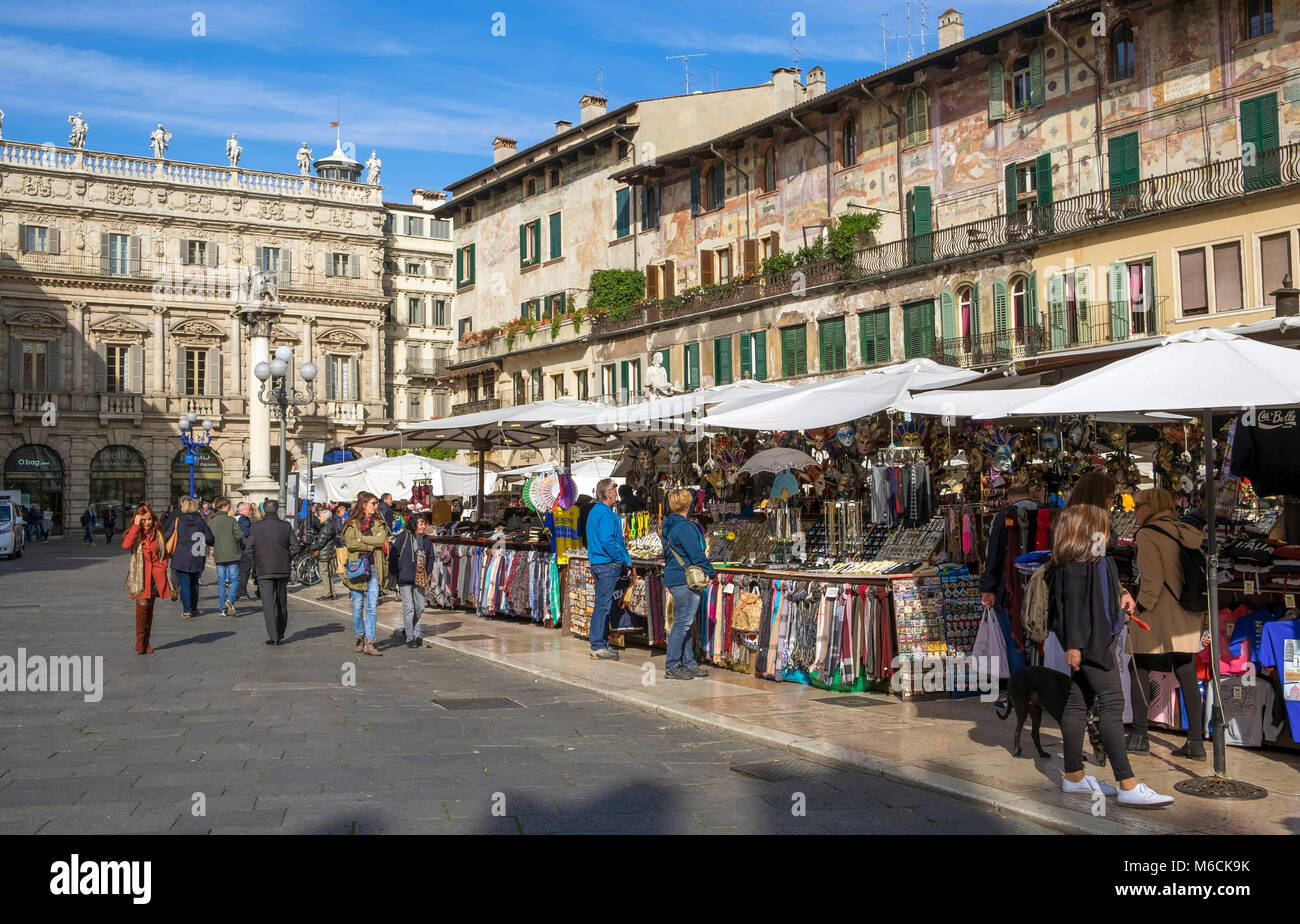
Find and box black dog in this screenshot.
[995,666,1107,766]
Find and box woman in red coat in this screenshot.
[122,503,172,654]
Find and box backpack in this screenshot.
[1140,524,1209,613]
[1021,561,1055,645]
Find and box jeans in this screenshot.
[215,562,240,610]
[1061,640,1134,781]
[397,584,426,638]
[350,574,379,638]
[995,606,1026,675]
[665,584,701,670]
[83,523,94,543]
[174,570,201,613]
[588,562,622,651]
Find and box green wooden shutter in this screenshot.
[753,331,767,380]
[1036,153,1053,233]
[988,62,1005,121]
[993,279,1009,358]
[531,218,542,263]
[781,326,806,376]
[712,163,725,208]
[1075,269,1092,344]
[456,247,464,286]
[543,294,553,319]
[685,343,700,390]
[714,336,732,385]
[1108,133,1140,207]
[1005,163,1019,217]
[519,223,528,266]
[781,327,793,377]
[739,332,752,379]
[1030,45,1045,108]
[940,289,956,364]
[908,186,932,263]
[467,244,475,285]
[1109,262,1130,340]
[1026,270,1039,336]
[690,169,701,216]
[658,348,671,383]
[971,285,982,341]
[1047,273,1066,349]
[859,313,873,364]
[818,318,845,371]
[615,188,630,238]
[521,301,530,320]
[1242,93,1280,191]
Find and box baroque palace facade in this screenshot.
[0,133,418,533]
[447,0,1300,427]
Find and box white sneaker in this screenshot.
[1060,773,1117,796]
[1117,783,1174,808]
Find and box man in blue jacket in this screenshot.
[585,478,631,660]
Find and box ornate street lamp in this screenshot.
[254,346,317,515]
[178,412,214,499]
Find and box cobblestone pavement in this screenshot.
[0,540,1053,834]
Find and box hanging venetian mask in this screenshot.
[1042,431,1061,455]
[835,425,855,449]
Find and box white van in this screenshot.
[0,500,25,559]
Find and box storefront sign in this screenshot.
[5,446,63,473]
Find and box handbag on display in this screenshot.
[732,589,764,633]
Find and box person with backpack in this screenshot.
[1125,488,1209,760]
[979,484,1038,674]
[388,512,433,649]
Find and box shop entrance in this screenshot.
[170,447,223,504]
[89,445,147,524]
[3,444,65,535]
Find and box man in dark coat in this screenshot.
[245,499,300,645]
[103,506,117,544]
[235,501,255,600]
[307,506,339,600]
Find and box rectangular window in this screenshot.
[406,344,422,372]
[1245,0,1274,39]
[1260,232,1292,308]
[1178,248,1209,316]
[739,331,767,380]
[331,253,351,276]
[456,245,475,287]
[404,215,424,236]
[519,219,542,267]
[1107,133,1140,206]
[818,317,847,372]
[1241,93,1280,191]
[260,247,281,273]
[641,185,660,231]
[184,347,208,396]
[549,211,562,260]
[513,372,527,406]
[684,343,701,391]
[408,297,425,326]
[22,225,48,252]
[601,364,617,398]
[780,324,808,378]
[406,262,423,276]
[480,371,494,399]
[903,301,936,359]
[713,336,733,386]
[185,240,207,266]
[1012,59,1032,110]
[107,233,131,276]
[615,187,631,239]
[531,367,543,402]
[906,186,932,264]
[458,317,472,340]
[859,309,891,365]
[717,247,732,285]
[619,359,641,399]
[467,375,479,403]
[408,392,423,419]
[552,373,565,399]
[574,369,588,400]
[21,342,48,391]
[432,299,448,327]
[1212,242,1243,313]
[429,218,452,240]
[105,344,129,393]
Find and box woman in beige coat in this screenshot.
[1125,488,1208,760]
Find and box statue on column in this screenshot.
[67,112,89,149]
[365,150,382,185]
[296,142,313,175]
[645,352,673,397]
[225,133,243,167]
[149,123,172,158]
[0,108,5,141]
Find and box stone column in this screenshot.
[73,302,89,393]
[229,315,242,402]
[369,317,382,406]
[239,315,278,498]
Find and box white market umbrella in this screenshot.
[700,359,980,431]
[1003,327,1300,795]
[552,379,789,431]
[899,385,1190,423]
[737,447,817,475]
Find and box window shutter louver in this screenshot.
[1027,270,1039,319]
[940,289,956,363]
[690,169,700,216]
[1036,154,1053,232]
[350,357,359,400]
[1108,262,1130,339]
[909,186,932,263]
[1260,233,1291,307]
[519,223,528,266]
[18,224,28,253]
[207,347,220,395]
[207,243,219,267]
[1030,45,1045,107]
[326,254,335,277]
[740,332,752,379]
[1178,249,1208,315]
[971,285,982,340]
[647,266,659,301]
[549,212,561,259]
[1213,242,1243,312]
[754,330,767,380]
[700,251,714,287]
[350,253,360,278]
[531,218,542,264]
[467,244,475,285]
[663,259,675,297]
[1005,163,1019,217]
[615,188,630,238]
[49,228,61,254]
[176,345,186,395]
[47,339,60,392]
[129,345,144,394]
[1075,268,1092,342]
[993,280,1010,356]
[280,250,292,286]
[128,236,141,276]
[94,343,107,392]
[743,239,759,275]
[8,341,21,391]
[326,356,337,399]
[1048,274,1067,349]
[100,233,111,274]
[988,63,1005,121]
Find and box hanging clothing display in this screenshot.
[422,539,562,627]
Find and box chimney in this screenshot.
[771,67,802,107]
[579,94,607,124]
[492,136,517,163]
[555,119,572,134]
[806,66,827,98]
[938,8,964,48]
[411,188,448,209]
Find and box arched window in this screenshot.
[90,446,146,522]
[759,146,777,194]
[1010,276,1029,329]
[4,444,65,534]
[957,286,973,340]
[842,118,858,166]
[1111,21,1135,81]
[905,89,929,146]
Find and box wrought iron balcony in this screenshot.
[451,397,500,415]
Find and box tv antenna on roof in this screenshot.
[705,64,720,91]
[666,53,707,93]
[592,68,605,96]
[880,0,930,68]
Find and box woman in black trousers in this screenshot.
[1050,503,1173,808]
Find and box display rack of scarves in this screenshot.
[697,573,893,692]
[424,540,562,627]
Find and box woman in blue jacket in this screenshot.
[661,488,716,681]
[165,496,215,619]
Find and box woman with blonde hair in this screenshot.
[660,488,716,680]
[341,491,388,655]
[1125,488,1208,759]
[1050,503,1173,808]
[122,503,171,654]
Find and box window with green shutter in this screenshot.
[818,317,846,372]
[780,324,807,378]
[689,169,701,216]
[684,343,700,390]
[741,331,768,380]
[1241,93,1280,191]
[657,348,670,384]
[993,279,1010,358]
[714,336,733,385]
[615,188,631,238]
[1005,163,1018,218]
[1030,45,1045,108]
[1107,133,1140,208]
[1035,154,1053,233]
[988,62,1005,121]
[906,187,932,264]
[549,212,562,259]
[859,309,890,366]
[939,290,957,365]
[902,300,935,359]
[905,89,929,146]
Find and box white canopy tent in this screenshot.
[298,454,496,503]
[997,328,1300,795]
[896,384,1191,423]
[700,359,981,431]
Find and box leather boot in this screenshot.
[362,638,383,656]
[354,635,365,652]
[135,603,148,654]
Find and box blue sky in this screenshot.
[0,0,1045,203]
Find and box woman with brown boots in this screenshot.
[122,503,171,654]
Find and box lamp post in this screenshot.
[254,345,317,517]
[177,412,214,499]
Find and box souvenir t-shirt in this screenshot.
[1146,670,1182,728]
[1199,606,1253,677]
[1259,619,1300,738]
[1228,605,1286,667]
[545,506,583,560]
[1204,675,1283,747]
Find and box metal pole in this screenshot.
[1203,407,1227,777]
[477,448,486,520]
[279,388,288,517]
[189,458,195,498]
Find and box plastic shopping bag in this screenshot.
[972,606,1011,678]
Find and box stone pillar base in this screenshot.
[238,476,281,506]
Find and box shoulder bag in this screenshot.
[668,544,709,592]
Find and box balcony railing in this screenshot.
[99,393,143,421]
[931,325,1049,368]
[404,357,450,377]
[594,141,1300,340]
[452,397,500,415]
